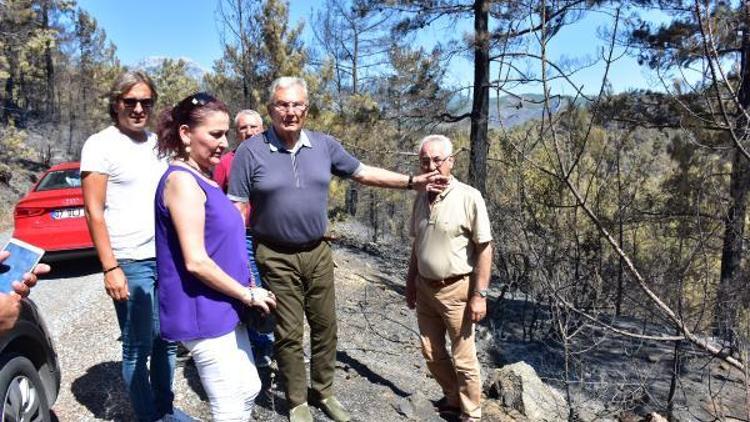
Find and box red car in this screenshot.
[12,162,94,259]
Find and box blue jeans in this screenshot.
[115,259,177,422]
[246,233,274,361]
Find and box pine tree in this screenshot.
[207,0,308,113]
[629,0,750,342]
[151,58,201,111]
[376,0,605,195]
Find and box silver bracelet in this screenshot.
[242,288,255,305]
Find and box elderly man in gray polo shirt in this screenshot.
[228,76,447,422]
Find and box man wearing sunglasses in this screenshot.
[81,71,182,422]
[228,77,449,422]
[406,135,492,422]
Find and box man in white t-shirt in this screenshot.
[80,71,179,422]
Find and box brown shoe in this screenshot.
[433,397,461,415]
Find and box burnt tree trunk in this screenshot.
[716,4,750,340]
[346,183,358,216]
[42,1,56,120]
[468,0,490,195]
[236,0,251,106]
[717,151,750,339]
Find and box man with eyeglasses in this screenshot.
[405,135,492,422]
[81,71,183,422]
[213,110,264,192]
[228,76,448,422]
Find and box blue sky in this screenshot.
[76,0,315,71]
[76,0,662,96]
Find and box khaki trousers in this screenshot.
[416,274,482,418]
[255,241,337,407]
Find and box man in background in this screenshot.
[405,134,492,422]
[211,109,274,368]
[213,109,264,192]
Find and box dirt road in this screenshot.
[11,227,454,421]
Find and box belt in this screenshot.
[256,236,324,253]
[420,273,471,287]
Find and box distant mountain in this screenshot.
[134,56,207,81]
[498,94,591,127]
[451,93,587,128]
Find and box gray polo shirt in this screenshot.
[228,128,362,247]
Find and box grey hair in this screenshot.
[418,134,453,156]
[234,109,263,127]
[268,77,308,104]
[108,70,158,122]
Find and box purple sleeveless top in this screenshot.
[155,165,249,341]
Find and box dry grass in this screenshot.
[0,163,38,232]
[0,188,20,231]
[0,205,12,231]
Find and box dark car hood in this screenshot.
[0,299,56,352]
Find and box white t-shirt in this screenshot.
[80,125,168,260]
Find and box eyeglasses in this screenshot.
[272,101,307,113]
[420,156,450,167]
[121,97,154,110]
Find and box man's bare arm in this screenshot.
[233,201,249,218]
[352,165,448,192]
[467,242,492,322]
[82,171,129,301]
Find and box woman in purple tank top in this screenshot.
[154,93,276,421]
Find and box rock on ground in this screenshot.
[485,361,568,422]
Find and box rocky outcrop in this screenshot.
[394,393,442,421]
[484,361,568,422]
[482,400,530,422]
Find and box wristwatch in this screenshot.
[473,289,488,298]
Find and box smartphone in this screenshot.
[0,239,45,294]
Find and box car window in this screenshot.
[35,169,81,191]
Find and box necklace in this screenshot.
[178,159,211,178]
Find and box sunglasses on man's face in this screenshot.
[121,97,154,110]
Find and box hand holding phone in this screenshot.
[0,239,45,295]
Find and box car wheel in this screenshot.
[0,354,50,422]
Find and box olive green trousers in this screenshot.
[255,240,337,407]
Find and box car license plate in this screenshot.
[51,207,84,219]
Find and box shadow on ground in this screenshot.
[70,361,134,421]
[337,350,410,398]
[180,357,207,402]
[41,255,100,279]
[252,366,289,420]
[483,295,748,420]
[179,353,292,421]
